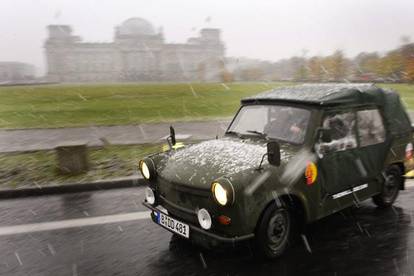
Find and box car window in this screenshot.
[228,105,310,144]
[357,109,385,147]
[230,105,268,134]
[318,112,357,154]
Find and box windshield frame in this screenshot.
[226,102,313,145]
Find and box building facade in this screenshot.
[44,18,225,82]
[0,62,35,82]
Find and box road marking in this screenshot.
[406,180,414,188]
[0,211,150,236]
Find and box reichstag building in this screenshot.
[44,18,225,82]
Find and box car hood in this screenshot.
[157,137,296,189]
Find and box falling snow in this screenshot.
[14,252,23,266]
[244,170,272,196]
[280,149,316,186]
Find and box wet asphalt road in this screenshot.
[1,185,414,276]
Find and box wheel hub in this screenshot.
[267,211,288,249]
[383,173,398,200]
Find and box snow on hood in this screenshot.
[158,138,291,187]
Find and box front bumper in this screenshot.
[142,201,254,248]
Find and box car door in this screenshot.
[354,107,388,196]
[315,110,363,214]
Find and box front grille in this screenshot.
[159,195,198,224]
[157,177,212,224]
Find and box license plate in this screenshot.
[156,212,190,238]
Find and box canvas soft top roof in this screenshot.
[241,83,385,106]
[242,83,411,136]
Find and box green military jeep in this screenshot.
[141,84,413,258]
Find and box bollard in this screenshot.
[55,142,89,175]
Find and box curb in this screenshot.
[0,177,146,199]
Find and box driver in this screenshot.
[264,108,307,143]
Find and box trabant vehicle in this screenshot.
[141,84,413,258]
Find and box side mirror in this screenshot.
[267,141,281,167]
[318,128,332,143]
[169,126,176,146]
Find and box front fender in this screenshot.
[236,169,316,234]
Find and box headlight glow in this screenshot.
[139,159,156,181]
[140,161,150,180]
[212,182,228,206]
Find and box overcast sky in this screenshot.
[1,0,414,75]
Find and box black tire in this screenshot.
[372,165,402,208]
[255,203,293,259]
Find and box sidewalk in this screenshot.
[0,119,231,153]
[1,110,413,154]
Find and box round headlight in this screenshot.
[139,159,156,180]
[212,182,228,205]
[197,208,212,230]
[145,187,155,205]
[141,162,150,179]
[211,180,234,206]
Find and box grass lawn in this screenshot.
[0,82,288,129]
[0,144,161,189]
[378,83,414,108]
[0,82,413,129]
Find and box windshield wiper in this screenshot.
[246,130,267,138]
[226,130,242,137]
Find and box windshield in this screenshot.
[227,105,311,144]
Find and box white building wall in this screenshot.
[45,19,225,82]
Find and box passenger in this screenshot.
[322,115,356,152]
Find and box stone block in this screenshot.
[55,142,89,175]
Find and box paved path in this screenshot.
[0,120,231,153]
